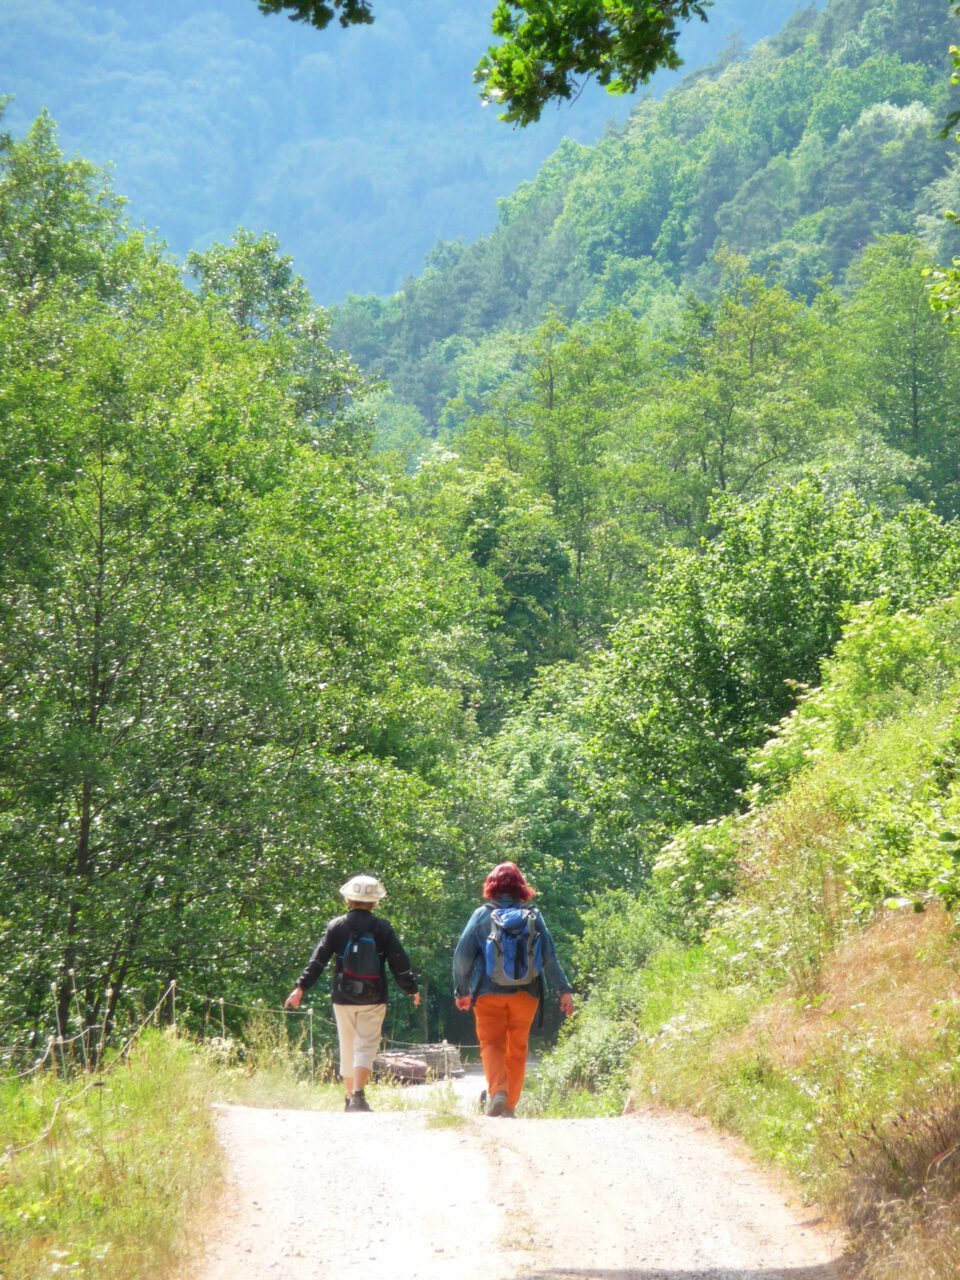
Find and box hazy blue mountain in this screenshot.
[0,0,814,303]
[326,0,959,425]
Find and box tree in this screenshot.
[452,307,661,633]
[407,450,573,712]
[0,124,494,1047]
[258,0,710,125]
[187,230,369,452]
[482,661,601,939]
[842,235,960,513]
[940,0,960,137]
[0,110,126,299]
[258,0,373,26]
[520,309,656,627]
[585,484,960,873]
[0,257,489,1041]
[620,256,831,540]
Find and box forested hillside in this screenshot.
[0,0,805,301]
[333,0,960,424]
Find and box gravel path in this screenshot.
[194,1075,845,1280]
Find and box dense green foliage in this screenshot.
[476,0,710,125]
[258,0,374,27]
[333,0,959,420]
[543,587,960,1273]
[0,113,499,1047]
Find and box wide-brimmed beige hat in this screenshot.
[340,874,387,902]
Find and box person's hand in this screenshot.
[454,995,471,1012]
[284,987,303,1010]
[559,992,574,1018]
[411,992,421,1007]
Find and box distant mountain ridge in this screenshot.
[331,0,959,423]
[0,0,810,302]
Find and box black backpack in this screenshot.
[335,927,384,1001]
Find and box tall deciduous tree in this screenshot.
[621,256,831,539]
[456,307,658,633]
[0,122,491,1046]
[0,110,125,298]
[843,235,960,512]
[187,229,368,452]
[408,450,571,714]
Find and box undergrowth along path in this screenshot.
[194,1086,845,1280]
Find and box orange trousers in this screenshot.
[473,991,539,1109]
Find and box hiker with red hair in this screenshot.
[453,861,574,1117]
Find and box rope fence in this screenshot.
[1,980,177,1166]
[13,1039,54,1079]
[171,985,321,1077]
[173,985,483,1053]
[3,975,483,1097]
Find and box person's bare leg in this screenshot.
[354,1066,371,1091]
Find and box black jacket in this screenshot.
[296,909,418,1005]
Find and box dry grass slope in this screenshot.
[713,905,960,1280]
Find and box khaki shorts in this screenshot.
[333,1002,387,1075]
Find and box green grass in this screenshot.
[0,1015,485,1280]
[195,1006,346,1111]
[424,1106,470,1130]
[0,1031,221,1280]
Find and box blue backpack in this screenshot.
[484,906,542,986]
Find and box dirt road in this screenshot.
[195,1075,845,1280]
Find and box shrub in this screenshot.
[752,596,960,798]
[571,889,665,993]
[652,815,742,942]
[535,987,643,1111]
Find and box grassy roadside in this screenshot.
[538,597,960,1279]
[0,1014,467,1280]
[621,908,960,1279]
[0,1023,351,1280]
[537,893,960,1278]
[0,1031,222,1280]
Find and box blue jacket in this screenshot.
[452,896,573,1000]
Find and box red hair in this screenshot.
[483,861,535,902]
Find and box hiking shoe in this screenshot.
[349,1090,372,1112]
[486,1090,508,1117]
[502,1106,517,1118]
[344,1096,351,1111]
